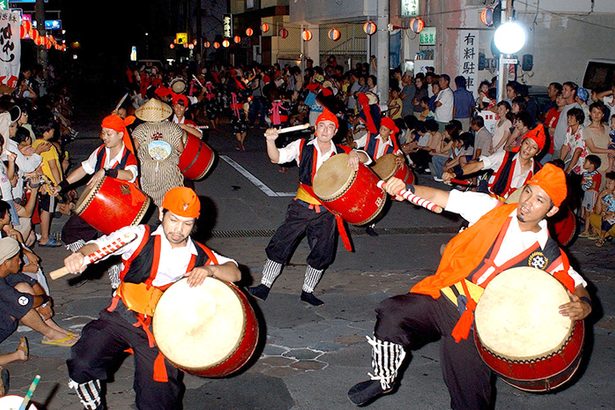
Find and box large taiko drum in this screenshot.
[505,188,577,246]
[74,176,150,235]
[474,267,584,392]
[0,395,39,409]
[313,154,386,226]
[153,278,259,377]
[179,133,216,180]
[371,154,415,185]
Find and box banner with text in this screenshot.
[0,11,20,87]
[458,30,479,96]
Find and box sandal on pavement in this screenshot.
[578,231,591,238]
[596,238,605,247]
[38,238,62,248]
[17,336,29,361]
[41,334,78,347]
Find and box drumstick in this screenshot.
[114,92,129,112]
[275,123,311,134]
[191,74,205,89]
[19,374,40,410]
[377,180,443,214]
[49,232,138,280]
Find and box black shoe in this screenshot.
[348,379,395,406]
[300,291,324,306]
[365,225,378,237]
[248,284,271,301]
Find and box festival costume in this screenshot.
[350,165,586,409]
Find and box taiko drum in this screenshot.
[371,154,415,185]
[179,133,216,180]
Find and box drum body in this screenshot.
[0,395,39,409]
[74,176,150,235]
[153,278,259,377]
[474,267,584,392]
[313,154,386,226]
[179,133,216,180]
[371,154,415,185]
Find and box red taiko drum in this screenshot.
[474,267,584,392]
[312,154,386,226]
[371,154,415,185]
[153,278,259,377]
[74,176,150,235]
[179,133,216,180]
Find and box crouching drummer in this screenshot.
[347,164,591,408]
[62,187,240,410]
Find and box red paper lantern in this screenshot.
[245,27,253,37]
[234,35,241,43]
[410,17,425,34]
[22,20,32,34]
[363,21,377,35]
[222,39,230,48]
[30,29,39,42]
[261,22,270,33]
[213,41,220,49]
[203,41,211,48]
[480,7,495,27]
[169,43,175,49]
[302,29,312,41]
[328,28,341,41]
[279,28,289,39]
[20,25,25,39]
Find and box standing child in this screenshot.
[32,119,63,247]
[594,172,615,247]
[579,155,602,238]
[608,114,615,171]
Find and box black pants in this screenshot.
[62,214,100,244]
[375,293,493,410]
[67,309,182,410]
[265,201,337,270]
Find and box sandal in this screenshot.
[41,333,78,347]
[0,366,8,396]
[596,238,605,247]
[38,238,62,248]
[17,336,29,361]
[578,231,591,238]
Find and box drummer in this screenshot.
[62,187,240,410]
[57,114,138,253]
[170,93,203,138]
[442,124,545,199]
[353,117,404,162]
[348,163,591,408]
[249,109,369,306]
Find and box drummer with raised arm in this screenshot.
[57,114,138,251]
[348,163,591,408]
[62,187,240,410]
[249,109,369,306]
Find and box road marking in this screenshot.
[220,155,295,197]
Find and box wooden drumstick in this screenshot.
[191,74,205,89]
[377,180,443,214]
[114,93,129,112]
[49,232,138,280]
[275,123,311,134]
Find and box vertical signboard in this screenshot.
[401,0,420,17]
[223,14,233,38]
[458,30,479,95]
[0,11,20,87]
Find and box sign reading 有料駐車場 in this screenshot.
[458,29,479,95]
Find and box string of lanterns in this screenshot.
[19,20,67,51]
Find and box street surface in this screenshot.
[2,98,614,409]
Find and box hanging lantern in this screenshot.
[22,20,32,33]
[222,39,230,48]
[245,27,253,37]
[261,22,270,33]
[213,41,220,49]
[192,39,198,45]
[363,21,377,35]
[410,17,425,33]
[302,29,312,41]
[204,41,211,48]
[30,29,39,42]
[480,7,495,27]
[234,35,241,43]
[328,28,341,41]
[279,28,289,39]
[170,43,175,49]
[20,25,26,39]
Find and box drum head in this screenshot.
[171,78,187,94]
[153,278,245,370]
[313,154,354,201]
[0,395,38,409]
[475,267,572,360]
[371,154,397,181]
[73,176,105,215]
[504,187,523,203]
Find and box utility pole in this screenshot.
[376,0,389,107]
[35,0,47,68]
[196,0,202,63]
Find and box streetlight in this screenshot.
[494,20,527,102]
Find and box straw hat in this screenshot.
[135,99,173,122]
